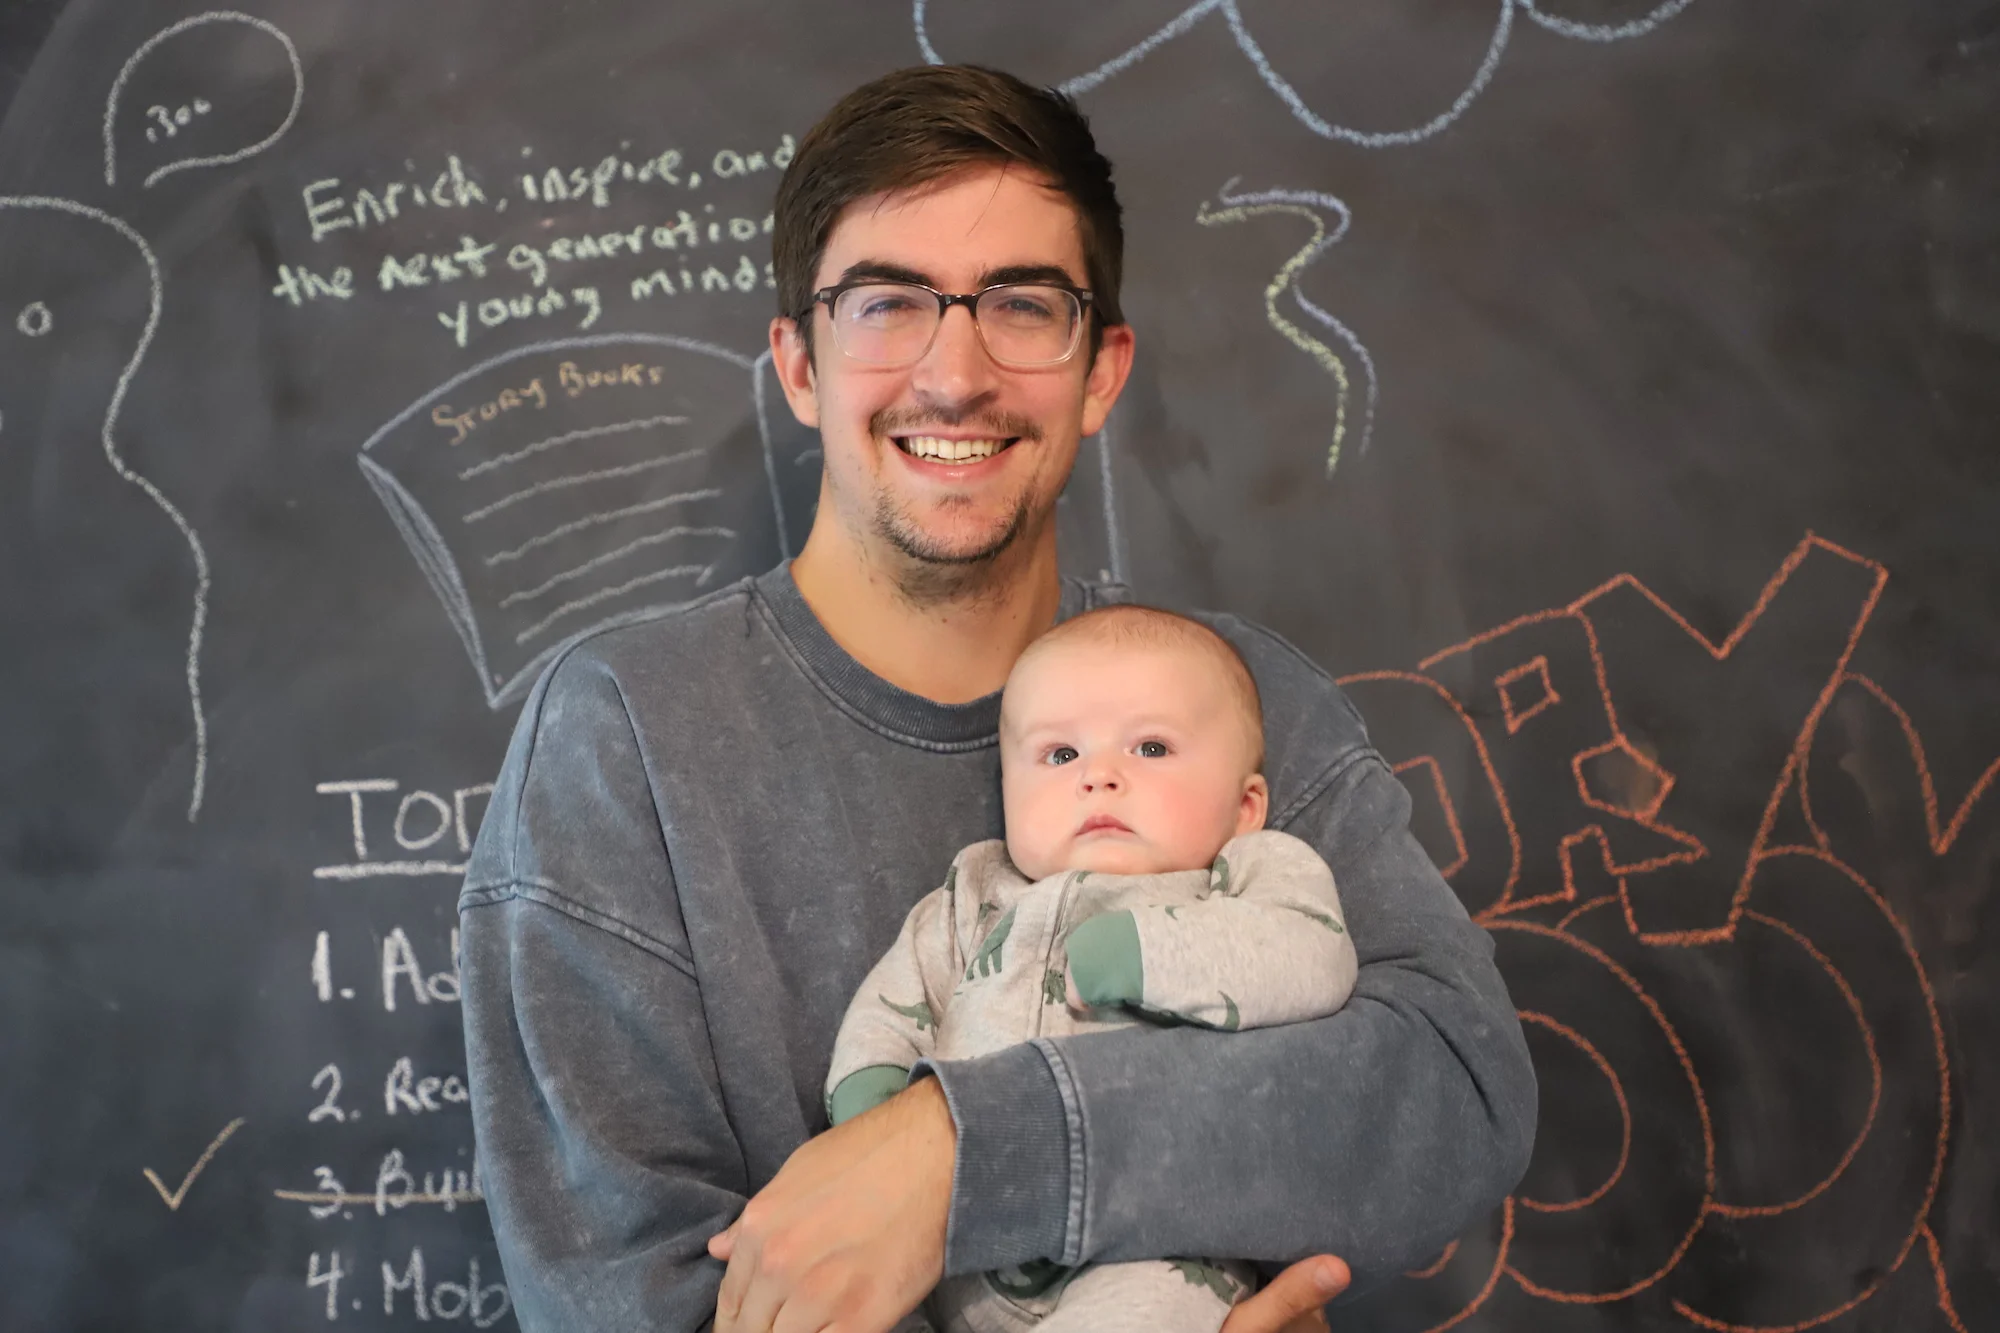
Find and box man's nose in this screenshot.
[907,302,1000,404]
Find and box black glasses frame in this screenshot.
[806,278,1096,366]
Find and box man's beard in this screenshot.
[865,404,1050,607]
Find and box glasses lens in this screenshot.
[830,284,937,364]
[976,285,1081,365]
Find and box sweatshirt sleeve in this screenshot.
[1065,830,1358,1031]
[926,747,1537,1291]
[459,648,746,1332]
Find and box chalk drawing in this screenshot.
[359,334,772,708]
[104,12,303,189]
[1335,532,1970,1329]
[1196,179,1376,474]
[0,197,212,820]
[916,0,1696,148]
[142,1117,246,1211]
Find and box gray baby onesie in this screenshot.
[825,829,1359,1333]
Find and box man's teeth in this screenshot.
[900,436,1006,462]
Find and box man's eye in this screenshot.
[1136,740,1170,758]
[1047,745,1079,766]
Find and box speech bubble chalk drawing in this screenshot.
[104,11,303,189]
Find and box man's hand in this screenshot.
[709,1077,955,1333]
[1219,1255,1350,1333]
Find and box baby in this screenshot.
[824,605,1358,1333]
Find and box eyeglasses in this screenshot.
[808,279,1094,368]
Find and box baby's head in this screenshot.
[999,606,1267,880]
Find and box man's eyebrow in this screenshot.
[978,263,1083,290]
[828,261,1085,291]
[833,260,935,287]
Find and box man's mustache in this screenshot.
[870,406,1043,443]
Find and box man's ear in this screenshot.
[1079,322,1135,438]
[1236,772,1270,835]
[769,315,820,429]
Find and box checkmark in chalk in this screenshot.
[143,1117,246,1211]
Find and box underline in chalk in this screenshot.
[273,1188,484,1207]
[312,861,468,880]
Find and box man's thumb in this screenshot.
[1219,1254,1351,1333]
[1279,1253,1350,1304]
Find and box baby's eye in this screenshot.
[1136,740,1170,759]
[1046,745,1080,766]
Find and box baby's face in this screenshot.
[1000,639,1266,880]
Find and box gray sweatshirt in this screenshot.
[458,565,1536,1332]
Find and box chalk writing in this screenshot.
[306,1249,510,1325]
[144,98,212,142]
[304,160,491,241]
[276,1149,483,1215]
[313,779,491,879]
[310,1064,350,1123]
[275,133,786,351]
[382,927,460,1011]
[270,263,355,306]
[383,1249,511,1326]
[306,1251,345,1319]
[384,1058,469,1116]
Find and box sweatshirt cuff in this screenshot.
[912,1040,1074,1275]
[828,1064,910,1125]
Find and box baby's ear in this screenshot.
[1236,773,1270,834]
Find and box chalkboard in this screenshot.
[2,2,1994,1329]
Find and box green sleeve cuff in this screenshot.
[1064,910,1144,1008]
[828,1064,910,1124]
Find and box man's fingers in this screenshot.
[713,1237,757,1332]
[708,1221,738,1261]
[1218,1255,1350,1333]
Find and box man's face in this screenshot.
[770,164,1133,589]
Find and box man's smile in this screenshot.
[894,434,1016,463]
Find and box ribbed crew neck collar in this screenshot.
[752,562,1096,749]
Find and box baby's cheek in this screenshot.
[1154,779,1238,865]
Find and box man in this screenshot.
[461,64,1536,1333]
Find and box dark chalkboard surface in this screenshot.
[3,2,1995,1329]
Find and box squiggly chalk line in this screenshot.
[916,0,1697,148]
[1197,179,1377,474]
[0,197,211,819]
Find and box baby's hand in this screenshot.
[1064,963,1087,1014]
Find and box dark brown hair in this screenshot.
[772,64,1125,358]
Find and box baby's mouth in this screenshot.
[1077,815,1131,836]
